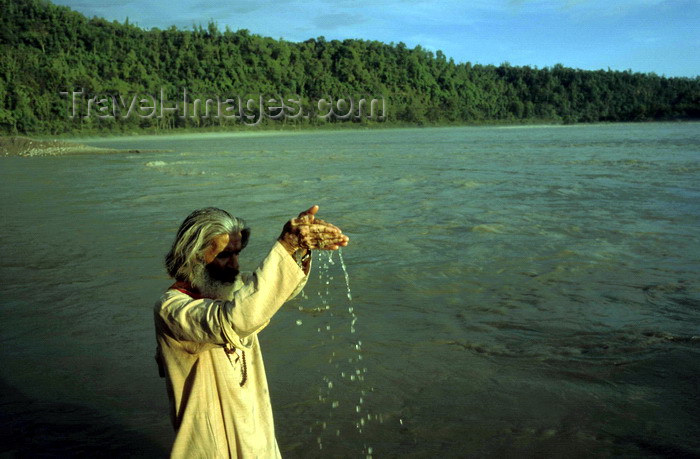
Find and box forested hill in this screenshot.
[1,0,699,135]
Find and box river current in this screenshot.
[0,123,698,457]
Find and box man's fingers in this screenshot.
[298,230,349,250]
[308,222,341,233]
[294,208,345,233]
[294,222,343,237]
[313,234,350,250]
[300,233,348,245]
[297,205,319,219]
[316,237,349,251]
[286,207,350,250]
[312,218,341,232]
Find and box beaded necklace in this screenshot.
[224,343,247,387]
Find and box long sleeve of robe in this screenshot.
[153,241,308,459]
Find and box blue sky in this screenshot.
[53,0,699,77]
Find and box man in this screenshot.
[154,205,349,458]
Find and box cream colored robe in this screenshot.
[154,241,307,459]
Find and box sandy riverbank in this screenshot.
[0,136,168,157]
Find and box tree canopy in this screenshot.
[1,0,698,134]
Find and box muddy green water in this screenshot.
[1,123,698,457]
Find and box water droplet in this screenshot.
[306,248,369,453]
[338,249,352,299]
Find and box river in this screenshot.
[0,123,698,457]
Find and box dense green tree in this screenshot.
[0,0,698,135]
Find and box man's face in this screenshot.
[205,232,243,284]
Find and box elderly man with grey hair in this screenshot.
[154,205,348,458]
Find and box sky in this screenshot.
[52,0,700,77]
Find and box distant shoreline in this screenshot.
[3,119,697,156]
[22,117,700,140]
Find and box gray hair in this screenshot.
[165,207,250,282]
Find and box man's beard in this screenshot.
[191,264,239,300]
